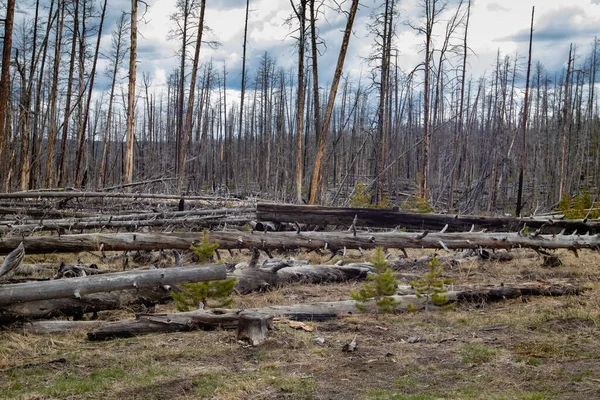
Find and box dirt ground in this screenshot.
[1,248,600,399]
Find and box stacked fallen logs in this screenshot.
[13,281,582,339]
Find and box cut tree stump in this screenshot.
[236,312,273,346]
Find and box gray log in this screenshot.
[1,231,600,256]
[0,264,226,306]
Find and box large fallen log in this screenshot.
[0,264,226,306]
[233,262,373,293]
[0,287,172,324]
[257,203,600,234]
[1,230,599,255]
[79,282,581,340]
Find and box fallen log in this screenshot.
[233,262,373,293]
[257,203,600,234]
[80,282,582,340]
[0,264,226,306]
[2,230,599,256]
[0,287,172,324]
[0,208,254,233]
[0,191,242,202]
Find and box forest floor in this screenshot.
[1,248,600,400]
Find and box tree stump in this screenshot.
[236,312,273,346]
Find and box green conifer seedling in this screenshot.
[351,247,400,318]
[409,256,455,317]
[171,231,236,311]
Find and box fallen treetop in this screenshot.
[257,203,600,234]
[0,264,226,306]
[0,230,598,255]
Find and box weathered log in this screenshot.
[87,309,240,340]
[0,191,241,201]
[0,242,24,280]
[257,203,600,234]
[0,287,172,324]
[0,208,253,233]
[0,264,226,306]
[233,263,373,294]
[236,312,273,346]
[82,282,581,340]
[17,320,105,334]
[1,231,599,256]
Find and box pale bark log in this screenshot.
[1,287,171,324]
[0,265,226,306]
[233,263,373,294]
[1,230,599,256]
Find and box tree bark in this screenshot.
[0,264,226,306]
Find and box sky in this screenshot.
[14,0,600,98]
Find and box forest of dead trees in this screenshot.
[0,0,598,215]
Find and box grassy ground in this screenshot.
[1,248,599,399]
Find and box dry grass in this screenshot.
[1,248,600,399]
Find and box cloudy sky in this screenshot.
[16,0,600,95]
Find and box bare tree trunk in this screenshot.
[291,0,308,203]
[558,44,573,202]
[98,13,126,189]
[179,0,207,192]
[57,0,80,187]
[450,0,470,211]
[124,0,138,186]
[0,0,15,182]
[308,0,359,204]
[45,0,65,187]
[308,0,320,201]
[515,7,534,216]
[76,0,107,187]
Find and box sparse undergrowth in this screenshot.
[1,248,600,399]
